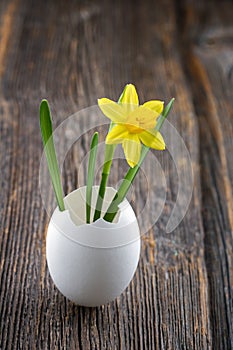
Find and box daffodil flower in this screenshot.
[98,84,165,167]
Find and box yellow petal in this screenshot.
[119,84,139,105]
[122,135,141,168]
[119,84,139,115]
[139,130,165,150]
[143,100,164,117]
[98,98,127,123]
[106,124,129,144]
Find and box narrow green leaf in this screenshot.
[155,97,175,131]
[103,145,149,222]
[86,132,99,223]
[103,98,175,222]
[40,99,65,211]
[93,140,115,221]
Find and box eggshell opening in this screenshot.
[49,186,140,248]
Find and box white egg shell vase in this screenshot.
[46,186,141,307]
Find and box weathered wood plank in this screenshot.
[0,0,232,349]
[177,0,233,348]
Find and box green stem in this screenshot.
[103,98,175,222]
[86,132,99,223]
[40,99,65,211]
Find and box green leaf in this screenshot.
[93,139,115,221]
[155,97,175,131]
[40,99,65,211]
[86,132,99,223]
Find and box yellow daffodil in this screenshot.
[98,84,165,167]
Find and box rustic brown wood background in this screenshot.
[0,0,233,349]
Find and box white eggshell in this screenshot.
[46,186,141,307]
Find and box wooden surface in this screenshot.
[0,0,233,349]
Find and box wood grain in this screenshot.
[0,0,232,349]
